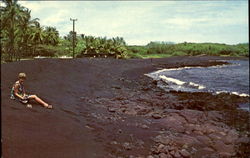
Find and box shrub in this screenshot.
[171,51,187,56]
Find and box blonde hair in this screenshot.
[18,73,26,79]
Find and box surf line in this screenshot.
[145,70,206,91]
[146,71,249,97]
[159,75,185,85]
[150,62,237,76]
[216,91,249,97]
[158,75,206,90]
[145,62,245,95]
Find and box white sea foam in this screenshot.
[215,91,227,94]
[189,82,206,90]
[150,63,238,76]
[216,91,249,97]
[151,68,169,74]
[145,60,249,97]
[150,66,194,75]
[231,92,249,97]
[163,66,192,72]
[159,75,185,85]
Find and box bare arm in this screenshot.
[14,84,24,100]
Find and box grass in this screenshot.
[139,54,173,58]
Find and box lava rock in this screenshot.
[152,113,162,119]
[108,107,116,112]
[123,142,132,150]
[159,153,168,158]
[179,149,191,158]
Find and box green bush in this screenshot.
[142,42,249,57]
[126,51,143,58]
[171,51,187,56]
[76,36,128,58]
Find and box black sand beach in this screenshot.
[1,56,249,158]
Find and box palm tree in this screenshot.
[30,22,45,43]
[1,0,27,61]
[44,26,59,46]
[16,8,39,59]
[78,35,128,58]
[29,22,46,56]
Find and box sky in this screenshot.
[15,1,249,45]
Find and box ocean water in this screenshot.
[146,60,249,97]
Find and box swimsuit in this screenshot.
[10,81,30,103]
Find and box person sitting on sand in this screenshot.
[10,73,52,109]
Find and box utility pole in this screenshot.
[70,18,77,58]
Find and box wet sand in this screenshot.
[1,56,249,158]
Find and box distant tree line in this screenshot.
[1,0,248,62]
[127,42,249,58]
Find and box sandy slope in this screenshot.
[1,56,249,158]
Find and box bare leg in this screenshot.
[28,95,52,108]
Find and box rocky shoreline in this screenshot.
[2,56,249,158]
[82,77,249,158]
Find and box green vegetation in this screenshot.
[1,0,60,61]
[127,42,249,59]
[74,35,128,59]
[1,0,249,62]
[0,0,129,61]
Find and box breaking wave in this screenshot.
[146,60,249,97]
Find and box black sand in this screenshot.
[1,56,249,158]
